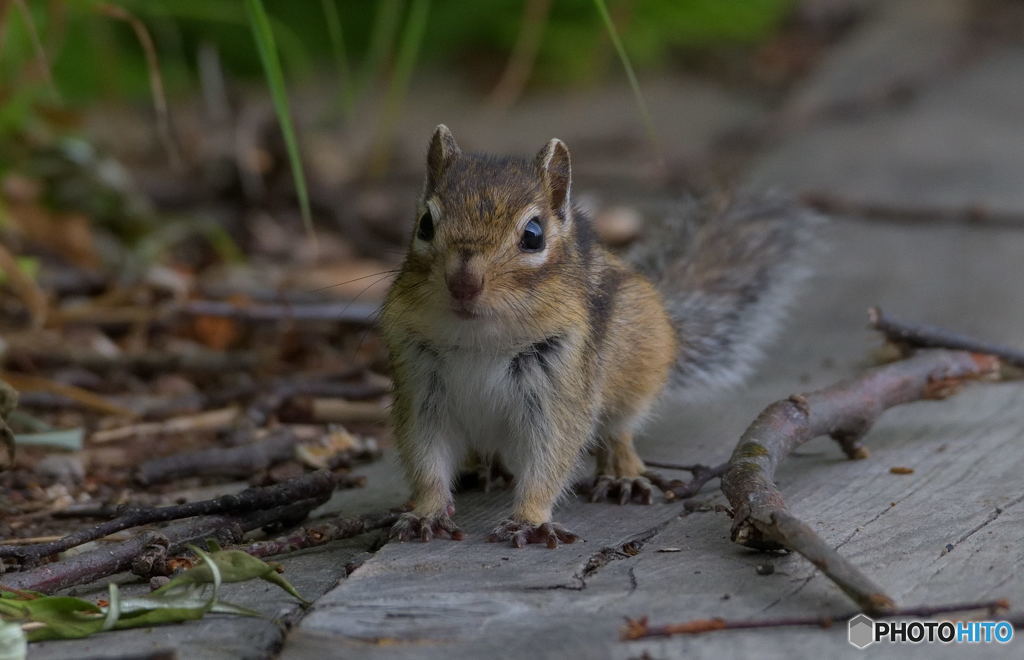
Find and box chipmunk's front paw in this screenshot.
[389,512,465,543]
[486,519,579,549]
[587,474,654,505]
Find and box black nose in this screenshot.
[446,269,483,302]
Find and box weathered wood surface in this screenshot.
[26,7,1024,656]
[282,218,1024,660]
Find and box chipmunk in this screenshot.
[382,125,818,548]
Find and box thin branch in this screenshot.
[178,299,379,325]
[3,498,327,594]
[278,397,388,425]
[623,599,1011,640]
[0,240,48,328]
[134,428,299,485]
[0,471,339,565]
[642,462,728,501]
[237,510,399,558]
[721,349,1000,614]
[870,306,1024,369]
[2,342,258,376]
[90,406,240,444]
[0,371,135,418]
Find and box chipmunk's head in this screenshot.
[391,124,591,344]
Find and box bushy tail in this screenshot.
[629,192,822,396]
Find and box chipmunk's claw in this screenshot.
[588,475,654,505]
[389,512,465,543]
[487,519,579,549]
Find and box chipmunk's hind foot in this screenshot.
[487,519,579,549]
[389,511,465,543]
[586,474,655,505]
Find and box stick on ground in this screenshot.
[0,470,339,565]
[870,306,1024,368]
[2,498,329,594]
[623,598,1012,640]
[721,349,1000,614]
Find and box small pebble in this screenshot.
[149,576,170,591]
[594,206,642,246]
[756,562,775,576]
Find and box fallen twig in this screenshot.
[3,497,327,594]
[870,306,1024,369]
[0,470,339,566]
[135,428,299,485]
[642,461,729,500]
[1,338,260,375]
[622,599,1011,640]
[179,299,379,325]
[90,406,241,444]
[278,397,389,425]
[721,349,1000,614]
[0,371,135,418]
[236,510,399,558]
[233,378,389,433]
[0,240,48,328]
[0,379,16,464]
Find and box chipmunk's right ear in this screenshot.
[426,124,460,190]
[535,138,571,219]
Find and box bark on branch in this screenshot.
[2,498,328,594]
[870,306,1024,368]
[721,349,1000,614]
[0,470,339,566]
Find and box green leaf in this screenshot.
[2,545,302,642]
[244,0,316,249]
[0,620,27,660]
[7,596,102,640]
[152,547,306,604]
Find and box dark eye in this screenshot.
[417,209,434,241]
[519,217,544,252]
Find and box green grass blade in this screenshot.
[592,0,662,164]
[244,0,316,248]
[320,0,354,119]
[368,0,431,177]
[358,0,403,97]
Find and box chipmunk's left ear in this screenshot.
[535,138,571,219]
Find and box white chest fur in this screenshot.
[434,349,523,450]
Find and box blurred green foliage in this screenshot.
[1,0,794,131]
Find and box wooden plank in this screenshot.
[285,218,1024,659]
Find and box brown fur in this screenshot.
[381,125,812,545]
